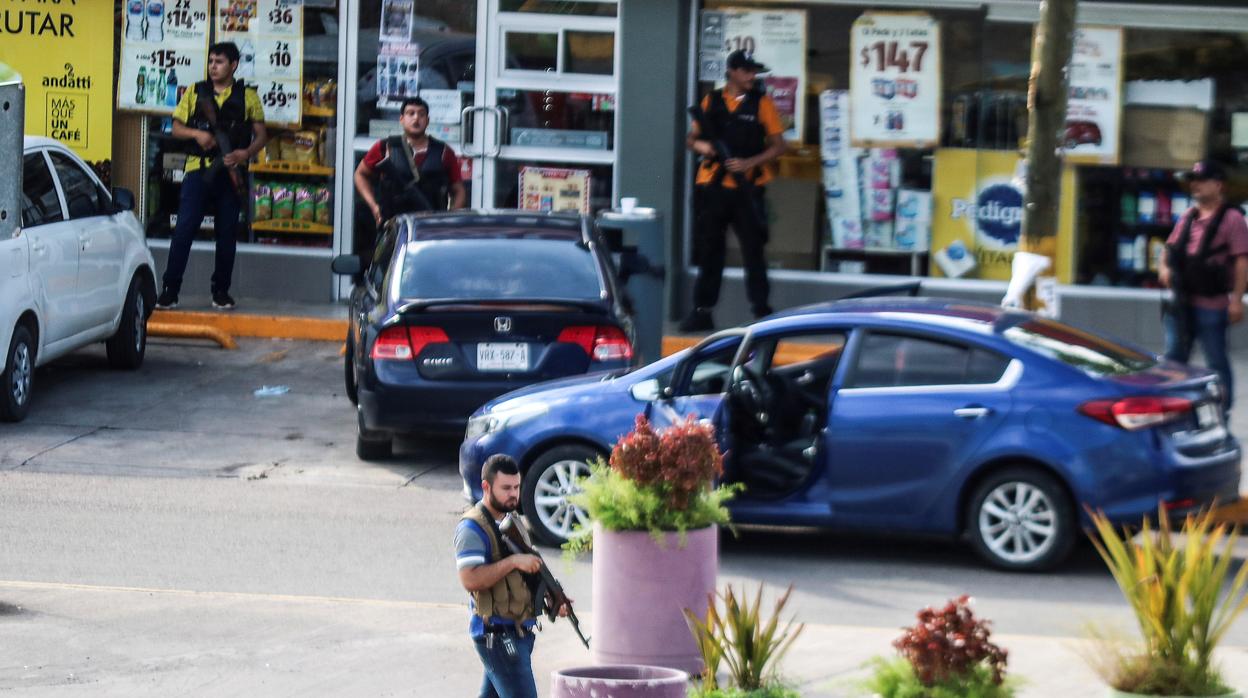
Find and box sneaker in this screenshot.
[211,292,236,310]
[155,289,179,310]
[677,308,714,333]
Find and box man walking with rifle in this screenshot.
[680,49,787,332]
[1159,159,1248,412]
[157,42,267,311]
[455,454,580,698]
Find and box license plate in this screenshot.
[477,343,529,371]
[1196,402,1220,429]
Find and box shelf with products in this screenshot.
[252,219,333,235]
[303,104,335,119]
[252,161,334,176]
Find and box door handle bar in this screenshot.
[954,407,992,419]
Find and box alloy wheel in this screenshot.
[533,459,591,539]
[977,481,1058,565]
[11,341,31,407]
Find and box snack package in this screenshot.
[293,185,315,221]
[282,130,320,164]
[253,181,272,221]
[272,183,294,220]
[314,186,332,224]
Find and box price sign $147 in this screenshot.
[859,40,929,74]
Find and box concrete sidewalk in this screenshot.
[2,579,1245,697]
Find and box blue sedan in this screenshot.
[459,298,1241,571]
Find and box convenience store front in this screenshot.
[658,0,1248,346]
[103,0,621,304]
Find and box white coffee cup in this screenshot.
[619,197,638,213]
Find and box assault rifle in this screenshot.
[499,514,590,649]
[195,83,249,200]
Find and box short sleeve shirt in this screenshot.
[363,138,463,185]
[172,83,265,173]
[453,509,536,638]
[1166,205,1248,309]
[693,89,785,189]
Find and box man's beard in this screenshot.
[487,491,518,513]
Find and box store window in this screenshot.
[692,2,1248,292]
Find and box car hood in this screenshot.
[480,369,630,412]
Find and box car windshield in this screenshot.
[398,237,604,301]
[1001,318,1156,376]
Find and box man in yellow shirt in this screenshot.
[157,42,267,310]
[680,49,787,332]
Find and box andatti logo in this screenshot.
[950,183,1024,247]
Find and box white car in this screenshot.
[0,136,157,422]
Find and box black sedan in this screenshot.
[332,210,636,459]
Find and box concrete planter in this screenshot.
[591,523,718,674]
[1109,690,1242,698]
[551,665,689,698]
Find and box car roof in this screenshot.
[763,297,1030,335]
[397,210,589,242]
[23,135,69,151]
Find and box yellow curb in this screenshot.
[148,322,238,349]
[151,310,347,343]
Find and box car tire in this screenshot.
[106,277,148,370]
[965,466,1076,572]
[355,409,392,461]
[344,337,359,405]
[521,444,601,546]
[1,325,35,423]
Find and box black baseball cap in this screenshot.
[1182,159,1227,182]
[726,49,768,73]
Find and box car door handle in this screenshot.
[954,407,992,419]
[30,242,47,254]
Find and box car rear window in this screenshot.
[398,238,604,300]
[1001,318,1156,375]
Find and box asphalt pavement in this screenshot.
[0,335,1245,696]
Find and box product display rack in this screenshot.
[248,99,336,247]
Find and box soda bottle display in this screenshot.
[136,67,147,105]
[145,0,165,42]
[126,0,146,41]
[154,70,166,107]
[1120,169,1137,225]
[165,69,178,107]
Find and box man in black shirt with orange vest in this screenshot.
[680,49,787,332]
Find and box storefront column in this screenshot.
[616,0,692,322]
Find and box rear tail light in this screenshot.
[558,325,633,362]
[1077,396,1193,431]
[371,326,449,361]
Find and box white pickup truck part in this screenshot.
[2,76,158,422]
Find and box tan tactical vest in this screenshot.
[461,505,534,628]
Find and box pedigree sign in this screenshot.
[0,1,115,164]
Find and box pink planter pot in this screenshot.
[551,665,689,698]
[591,523,718,674]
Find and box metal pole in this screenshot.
[1019,0,1078,314]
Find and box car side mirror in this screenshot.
[331,254,362,276]
[112,188,135,212]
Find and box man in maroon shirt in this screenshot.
[354,96,467,224]
[1159,159,1248,409]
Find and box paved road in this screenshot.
[1,338,1246,696]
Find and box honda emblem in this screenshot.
[494,317,512,333]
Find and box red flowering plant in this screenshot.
[864,596,1017,698]
[564,414,740,555]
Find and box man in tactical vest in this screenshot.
[354,96,467,228]
[1160,159,1248,409]
[455,455,568,698]
[157,42,268,311]
[679,49,788,333]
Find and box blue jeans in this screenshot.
[162,168,241,296]
[473,629,537,698]
[1164,303,1233,408]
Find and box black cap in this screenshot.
[1182,159,1227,182]
[726,49,768,73]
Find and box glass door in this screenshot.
[468,0,619,212]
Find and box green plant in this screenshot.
[683,584,804,694]
[563,415,740,556]
[686,687,800,698]
[1086,505,1248,696]
[863,597,1015,698]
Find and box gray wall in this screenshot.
[148,244,335,304]
[617,0,692,322]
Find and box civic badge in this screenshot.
[494,317,512,333]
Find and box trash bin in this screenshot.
[551,665,688,698]
[597,206,665,364]
[0,63,23,241]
